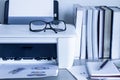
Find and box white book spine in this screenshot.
[75,7,84,58]
[92,8,99,60]
[80,9,87,59]
[111,10,120,59]
[86,9,93,59]
[98,9,104,59]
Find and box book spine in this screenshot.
[98,8,104,59]
[75,7,84,58]
[111,9,120,59]
[80,9,87,59]
[101,6,113,59]
[86,8,93,59]
[92,8,99,60]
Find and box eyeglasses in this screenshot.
[29,20,66,33]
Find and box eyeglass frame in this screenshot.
[29,20,66,33]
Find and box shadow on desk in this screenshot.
[1,69,76,80]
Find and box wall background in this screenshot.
[0,0,120,24]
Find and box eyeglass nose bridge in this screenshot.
[43,23,57,33]
[44,22,53,30]
[45,22,52,28]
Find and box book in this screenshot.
[86,7,93,59]
[86,61,120,79]
[100,6,113,59]
[110,7,120,59]
[80,7,87,59]
[73,5,88,59]
[73,4,84,58]
[91,7,99,60]
[96,7,105,59]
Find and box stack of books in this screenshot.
[74,5,120,60]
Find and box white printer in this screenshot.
[1,0,76,70]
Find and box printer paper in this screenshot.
[0,60,58,79]
[9,0,53,17]
[8,0,54,24]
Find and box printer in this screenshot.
[1,0,76,70]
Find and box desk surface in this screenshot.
[1,69,76,80]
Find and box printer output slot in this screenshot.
[0,44,57,61]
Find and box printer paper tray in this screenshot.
[0,60,58,79]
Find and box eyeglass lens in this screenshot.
[50,20,66,30]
